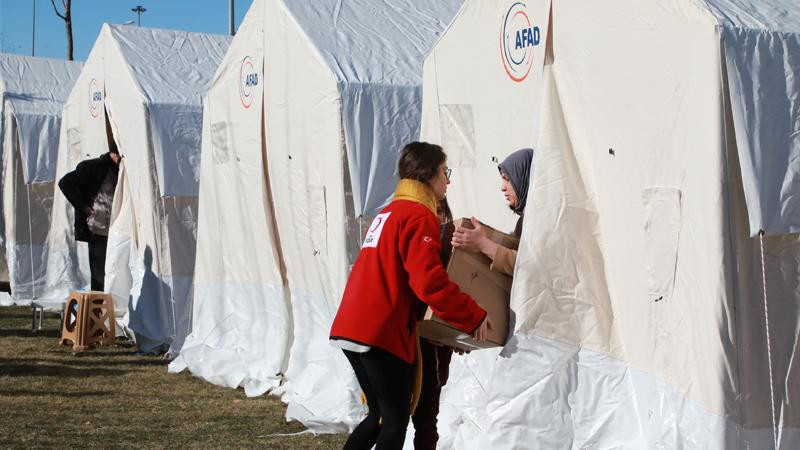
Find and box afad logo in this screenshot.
[88,79,103,118]
[239,56,259,109]
[500,2,541,83]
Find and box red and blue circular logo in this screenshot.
[88,79,102,118]
[239,56,259,109]
[500,2,541,83]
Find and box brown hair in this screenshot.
[398,141,446,183]
[437,197,453,223]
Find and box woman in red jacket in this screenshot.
[330,142,491,450]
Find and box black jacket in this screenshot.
[58,153,119,242]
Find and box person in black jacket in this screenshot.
[58,138,121,291]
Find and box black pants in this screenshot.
[343,348,412,450]
[411,339,453,450]
[88,234,108,291]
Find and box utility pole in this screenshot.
[229,0,235,36]
[31,0,36,56]
[131,5,146,26]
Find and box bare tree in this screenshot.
[50,0,73,60]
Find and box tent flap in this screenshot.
[149,105,204,197]
[11,109,61,184]
[723,27,800,236]
[341,83,422,216]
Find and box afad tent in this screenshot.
[43,25,230,353]
[170,0,463,430]
[0,54,82,306]
[420,0,800,448]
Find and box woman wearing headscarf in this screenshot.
[330,142,491,450]
[451,148,534,276]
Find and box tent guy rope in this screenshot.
[759,230,778,449]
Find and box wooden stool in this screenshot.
[59,291,116,351]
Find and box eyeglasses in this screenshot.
[445,167,452,181]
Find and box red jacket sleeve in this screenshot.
[399,213,486,334]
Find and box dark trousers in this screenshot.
[88,234,108,291]
[412,339,453,450]
[343,348,413,450]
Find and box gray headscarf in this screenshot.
[498,148,534,215]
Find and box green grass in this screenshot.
[0,306,347,449]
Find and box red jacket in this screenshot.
[330,180,486,364]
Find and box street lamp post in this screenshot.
[31,0,36,56]
[131,5,147,26]
[229,0,235,36]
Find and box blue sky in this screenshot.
[0,0,254,60]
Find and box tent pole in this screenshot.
[26,184,36,301]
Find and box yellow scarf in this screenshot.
[392,178,438,415]
[394,179,437,216]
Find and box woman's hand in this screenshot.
[472,315,493,342]
[452,217,499,259]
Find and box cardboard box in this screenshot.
[418,218,518,351]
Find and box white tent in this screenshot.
[0,54,82,306]
[43,25,230,354]
[420,0,800,448]
[170,0,463,431]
